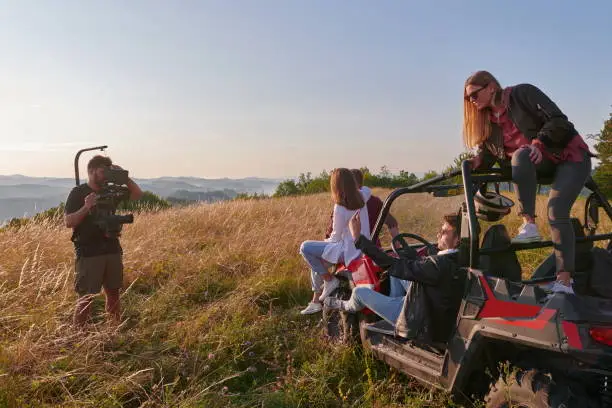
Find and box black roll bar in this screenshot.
[585,177,612,223]
[371,169,461,241]
[461,160,481,268]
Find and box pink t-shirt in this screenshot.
[490,105,530,159]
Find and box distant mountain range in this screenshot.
[0,175,281,222]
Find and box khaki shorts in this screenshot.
[74,253,123,296]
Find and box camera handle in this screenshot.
[74,145,108,186]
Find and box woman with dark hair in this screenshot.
[299,168,371,314]
[463,70,594,293]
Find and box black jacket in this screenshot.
[355,235,466,342]
[478,83,587,168]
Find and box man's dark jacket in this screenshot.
[355,235,466,342]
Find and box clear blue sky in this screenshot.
[1,1,610,179]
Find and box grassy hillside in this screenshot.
[0,190,609,407]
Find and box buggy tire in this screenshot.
[340,309,359,343]
[322,306,342,339]
[485,369,575,408]
[322,307,359,344]
[322,279,357,343]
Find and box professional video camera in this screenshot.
[74,146,134,238]
[94,166,134,237]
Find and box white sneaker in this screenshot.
[550,280,575,295]
[542,280,575,299]
[511,222,542,244]
[319,277,340,301]
[324,297,347,311]
[300,302,322,315]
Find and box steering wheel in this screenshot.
[392,233,438,259]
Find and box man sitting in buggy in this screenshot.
[325,210,465,343]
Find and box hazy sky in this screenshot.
[1,1,610,179]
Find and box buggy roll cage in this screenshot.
[372,160,612,274]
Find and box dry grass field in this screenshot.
[0,189,609,407]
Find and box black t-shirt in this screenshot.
[64,184,121,258]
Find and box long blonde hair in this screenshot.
[330,168,364,211]
[462,70,502,148]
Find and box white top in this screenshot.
[322,187,372,265]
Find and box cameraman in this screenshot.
[64,155,143,326]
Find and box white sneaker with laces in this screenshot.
[319,277,340,301]
[511,222,542,244]
[324,297,347,311]
[550,280,575,295]
[542,280,575,299]
[300,302,322,315]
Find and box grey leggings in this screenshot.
[511,148,592,274]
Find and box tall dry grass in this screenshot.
[0,189,609,407]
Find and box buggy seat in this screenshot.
[479,224,522,282]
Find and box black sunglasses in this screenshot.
[465,84,488,102]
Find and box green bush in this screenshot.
[118,191,171,212]
[592,110,612,198]
[273,167,420,197]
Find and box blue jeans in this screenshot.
[512,148,592,274]
[389,277,411,297]
[300,240,341,292]
[344,287,404,325]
